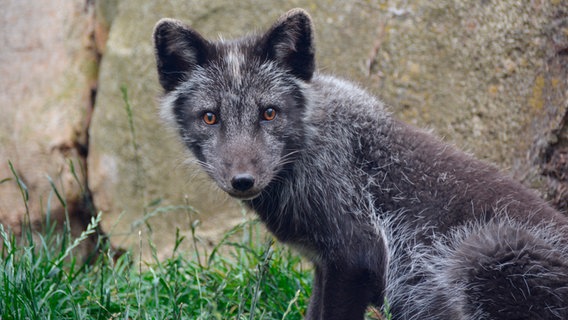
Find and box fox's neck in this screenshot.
[246,155,308,242]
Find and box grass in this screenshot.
[0,211,312,320]
[0,160,312,319]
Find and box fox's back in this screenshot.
[302,74,565,232]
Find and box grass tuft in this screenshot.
[0,209,312,319]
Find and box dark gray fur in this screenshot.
[154,9,568,320]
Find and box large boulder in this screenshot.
[364,1,568,207]
[0,0,100,238]
[87,0,567,257]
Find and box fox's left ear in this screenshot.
[261,8,315,81]
[153,18,210,92]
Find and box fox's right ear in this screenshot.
[261,8,315,81]
[153,19,210,92]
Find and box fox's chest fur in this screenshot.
[154,8,568,320]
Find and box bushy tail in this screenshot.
[450,221,568,319]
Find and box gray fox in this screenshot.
[153,8,568,320]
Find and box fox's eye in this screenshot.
[262,107,277,121]
[203,112,218,125]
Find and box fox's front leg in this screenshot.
[305,262,383,320]
[305,266,323,319]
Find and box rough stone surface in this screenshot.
[88,0,568,257]
[0,0,99,236]
[2,0,565,259]
[364,1,567,184]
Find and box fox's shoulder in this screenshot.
[305,74,392,131]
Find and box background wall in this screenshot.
[1,0,566,259]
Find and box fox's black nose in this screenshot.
[231,173,255,192]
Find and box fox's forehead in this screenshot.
[202,42,290,92]
[225,48,244,80]
[218,42,249,82]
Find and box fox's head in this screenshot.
[154,9,314,200]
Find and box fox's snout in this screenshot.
[212,134,282,200]
[215,150,269,200]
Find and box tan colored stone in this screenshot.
[0,0,98,235]
[87,0,567,258]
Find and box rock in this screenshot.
[83,0,565,257]
[2,0,566,259]
[0,0,99,237]
[362,0,568,211]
